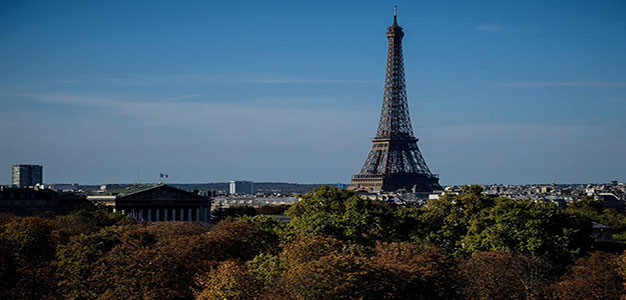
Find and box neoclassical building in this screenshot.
[87,184,211,222]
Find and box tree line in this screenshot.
[0,185,625,300]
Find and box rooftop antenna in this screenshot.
[394,5,397,23]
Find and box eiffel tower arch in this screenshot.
[350,7,442,193]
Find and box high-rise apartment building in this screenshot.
[11,164,43,187]
[229,181,254,194]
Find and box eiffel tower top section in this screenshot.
[375,6,414,141]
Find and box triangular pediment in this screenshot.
[117,185,204,201]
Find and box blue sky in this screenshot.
[1,0,625,185]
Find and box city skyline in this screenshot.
[1,0,625,185]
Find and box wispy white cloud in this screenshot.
[21,93,128,108]
[249,79,373,84]
[477,23,503,32]
[498,81,626,87]
[163,94,201,102]
[51,74,375,86]
[0,91,373,184]
[617,21,626,25]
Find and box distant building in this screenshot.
[597,193,625,212]
[12,164,43,188]
[87,184,211,222]
[229,181,254,194]
[592,222,613,241]
[0,185,88,216]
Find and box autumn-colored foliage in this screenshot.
[460,251,555,300]
[194,260,266,300]
[1,186,625,299]
[553,251,625,300]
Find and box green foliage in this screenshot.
[55,209,128,233]
[55,225,131,300]
[212,206,256,223]
[246,253,282,292]
[286,185,395,245]
[0,185,621,299]
[566,196,626,234]
[237,215,284,251]
[256,204,291,215]
[463,198,592,264]
[411,185,498,254]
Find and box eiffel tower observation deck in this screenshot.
[350,7,442,193]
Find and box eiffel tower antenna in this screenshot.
[394,5,397,23]
[350,8,442,193]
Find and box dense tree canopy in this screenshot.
[0,185,625,299]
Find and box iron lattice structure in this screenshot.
[350,10,442,193]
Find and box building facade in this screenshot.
[0,186,87,216]
[87,184,211,222]
[229,180,254,194]
[12,164,43,188]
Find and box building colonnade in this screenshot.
[118,206,210,222]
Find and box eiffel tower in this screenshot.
[350,7,442,193]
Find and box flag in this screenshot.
[160,173,169,178]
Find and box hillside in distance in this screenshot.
[48,182,329,194]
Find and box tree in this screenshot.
[0,217,58,300]
[194,260,267,300]
[256,204,291,215]
[212,206,256,223]
[286,186,395,245]
[460,251,553,300]
[567,196,626,241]
[92,236,210,300]
[568,196,604,211]
[372,243,461,300]
[247,253,282,294]
[55,225,133,300]
[0,238,17,300]
[281,251,375,300]
[237,215,284,253]
[281,234,344,265]
[554,251,625,300]
[203,220,278,261]
[462,197,592,264]
[0,213,17,227]
[415,185,498,254]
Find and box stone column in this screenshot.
[147,209,152,222]
[172,208,177,221]
[196,208,200,222]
